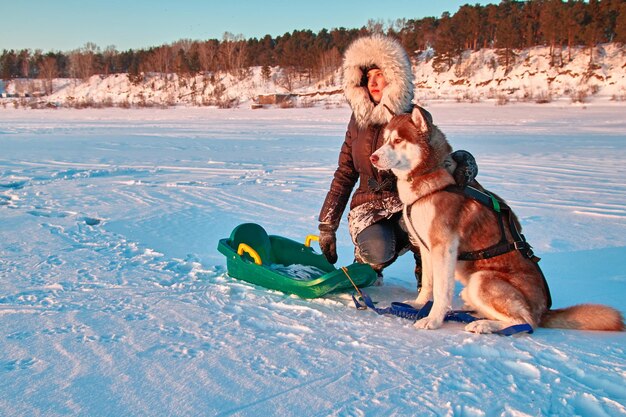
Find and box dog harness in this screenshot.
[444,185,538,261]
[404,184,552,309]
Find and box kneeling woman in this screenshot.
[318,35,476,286]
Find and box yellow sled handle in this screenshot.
[237,243,262,265]
[304,234,319,248]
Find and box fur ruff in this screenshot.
[342,35,414,127]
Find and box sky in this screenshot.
[0,0,493,53]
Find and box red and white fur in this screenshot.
[370,107,624,333]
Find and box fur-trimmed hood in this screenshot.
[343,35,414,127]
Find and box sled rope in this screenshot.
[351,289,533,336]
[341,267,365,306]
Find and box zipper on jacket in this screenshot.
[371,125,383,180]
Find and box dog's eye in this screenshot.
[393,138,403,145]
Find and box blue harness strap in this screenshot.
[352,290,533,336]
[496,323,534,336]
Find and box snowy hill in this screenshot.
[413,43,626,103]
[2,43,625,108]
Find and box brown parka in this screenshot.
[318,114,405,241]
[318,35,414,243]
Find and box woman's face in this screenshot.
[366,69,387,104]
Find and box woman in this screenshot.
[318,34,476,286]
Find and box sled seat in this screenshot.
[229,222,273,265]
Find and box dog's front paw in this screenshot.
[413,293,432,307]
[465,320,513,334]
[401,299,422,308]
[465,321,492,334]
[414,316,444,330]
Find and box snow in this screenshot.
[1,102,625,416]
[269,264,326,281]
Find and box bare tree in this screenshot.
[316,47,341,82]
[366,19,385,35]
[69,42,100,80]
[102,45,117,75]
[197,40,219,72]
[171,39,193,53]
[220,32,248,77]
[153,45,173,74]
[278,66,296,92]
[38,56,58,95]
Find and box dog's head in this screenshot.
[370,106,451,176]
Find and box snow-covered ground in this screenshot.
[0,102,625,416]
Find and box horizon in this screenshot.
[0,0,493,53]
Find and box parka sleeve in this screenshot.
[318,118,360,228]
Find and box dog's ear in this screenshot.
[411,106,431,135]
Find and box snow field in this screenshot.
[0,103,625,416]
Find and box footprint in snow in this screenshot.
[83,217,102,226]
[27,209,70,218]
[0,194,13,205]
[0,180,28,190]
[46,254,64,266]
[78,333,124,344]
[2,358,37,372]
[136,343,205,359]
[124,312,150,321]
[6,330,36,341]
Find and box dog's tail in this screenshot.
[540,304,624,331]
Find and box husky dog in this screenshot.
[370,107,624,333]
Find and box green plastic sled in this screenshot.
[217,223,377,298]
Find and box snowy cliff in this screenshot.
[2,43,625,108]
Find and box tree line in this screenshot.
[1,0,625,85]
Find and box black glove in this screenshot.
[451,150,478,186]
[318,223,338,264]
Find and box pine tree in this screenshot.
[583,0,605,64]
[615,3,626,43]
[495,1,522,72]
[540,0,565,66]
[564,1,587,62]
[0,50,18,80]
[522,0,542,48]
[261,65,271,83]
[433,12,462,71]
